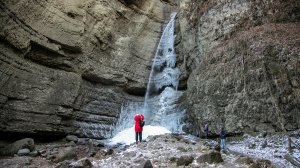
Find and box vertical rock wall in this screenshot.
[0,0,178,139]
[178,0,300,135]
[1,0,298,139]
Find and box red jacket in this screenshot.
[134,114,144,132]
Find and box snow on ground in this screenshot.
[228,132,300,168]
[103,127,300,167]
[109,125,171,145]
[94,133,248,168]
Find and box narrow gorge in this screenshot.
[0,0,299,167]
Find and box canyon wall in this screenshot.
[0,0,178,139]
[0,0,299,139]
[179,0,300,135]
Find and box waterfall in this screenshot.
[113,13,185,136]
[143,12,178,105]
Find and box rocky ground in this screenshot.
[228,130,300,168]
[0,131,299,168]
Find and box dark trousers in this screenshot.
[135,132,142,143]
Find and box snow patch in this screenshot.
[109,125,171,145]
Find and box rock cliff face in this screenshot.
[179,0,300,135]
[0,0,299,139]
[0,0,178,139]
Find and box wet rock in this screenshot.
[196,150,223,164]
[176,155,194,166]
[54,147,77,163]
[0,138,34,156]
[66,135,78,143]
[17,148,30,156]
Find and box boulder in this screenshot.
[0,138,34,156]
[123,151,136,158]
[176,155,194,166]
[77,138,88,145]
[235,156,254,165]
[56,158,93,168]
[67,141,77,147]
[140,160,153,168]
[66,135,78,143]
[28,150,39,157]
[54,147,77,163]
[76,158,93,168]
[17,148,30,156]
[169,156,177,162]
[249,160,275,168]
[95,140,105,147]
[196,150,223,164]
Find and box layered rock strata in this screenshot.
[0,0,178,139]
[1,0,299,139]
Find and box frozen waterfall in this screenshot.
[112,13,185,138]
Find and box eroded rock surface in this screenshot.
[179,0,300,135]
[0,0,178,139]
[93,134,247,168]
[0,0,299,140]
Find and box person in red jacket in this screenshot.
[134,113,145,144]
